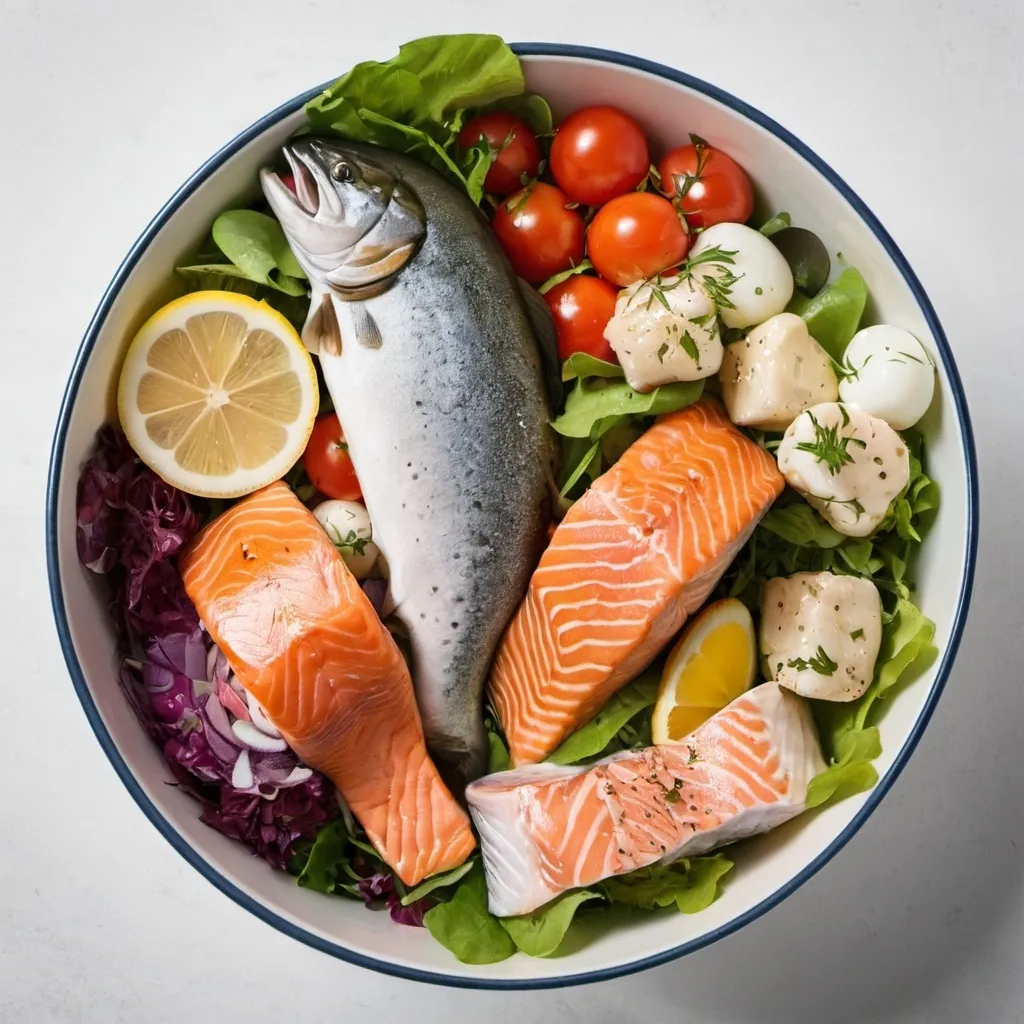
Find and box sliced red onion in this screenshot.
[283,766,314,786]
[246,696,281,738]
[216,676,250,722]
[231,719,288,752]
[232,750,254,790]
[200,689,241,746]
[203,717,244,765]
[361,578,389,617]
[206,644,231,686]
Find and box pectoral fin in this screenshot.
[352,304,383,350]
[303,292,342,357]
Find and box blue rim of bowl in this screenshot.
[46,42,978,989]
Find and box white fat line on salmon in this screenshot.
[534,557,653,576]
[534,577,663,601]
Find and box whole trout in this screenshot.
[261,138,556,783]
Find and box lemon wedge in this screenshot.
[651,598,757,744]
[117,291,318,498]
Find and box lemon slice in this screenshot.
[651,598,757,744]
[118,291,318,498]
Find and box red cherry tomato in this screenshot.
[303,413,362,501]
[587,193,690,287]
[458,112,541,196]
[658,138,754,228]
[550,106,650,206]
[492,183,585,283]
[545,275,620,363]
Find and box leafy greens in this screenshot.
[305,35,549,205]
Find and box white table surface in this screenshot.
[2,0,1021,1020]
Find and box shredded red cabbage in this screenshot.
[76,425,201,638]
[356,872,430,927]
[79,428,335,869]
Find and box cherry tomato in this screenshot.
[303,413,362,501]
[658,138,754,228]
[545,275,620,363]
[492,183,585,283]
[458,112,541,196]
[587,193,690,287]
[550,106,650,206]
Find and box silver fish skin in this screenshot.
[261,138,557,784]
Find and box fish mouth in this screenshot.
[282,146,320,216]
[262,145,322,219]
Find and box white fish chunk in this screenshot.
[761,571,882,701]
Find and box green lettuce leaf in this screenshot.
[479,92,554,135]
[561,351,624,382]
[600,855,733,914]
[175,266,309,331]
[305,35,525,203]
[552,378,704,439]
[789,267,867,361]
[758,211,791,237]
[295,819,351,894]
[423,863,516,964]
[807,598,937,808]
[547,675,659,765]
[759,502,845,548]
[401,859,476,906]
[486,722,511,774]
[500,890,602,957]
[208,210,308,294]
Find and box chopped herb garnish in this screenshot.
[823,494,867,518]
[787,645,839,675]
[656,342,670,363]
[679,330,700,363]
[794,412,866,475]
[850,628,865,640]
[327,525,370,556]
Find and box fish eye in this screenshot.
[331,161,354,182]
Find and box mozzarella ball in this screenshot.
[312,499,379,579]
[838,325,935,430]
[689,222,794,329]
[604,274,722,391]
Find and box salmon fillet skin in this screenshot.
[467,682,825,917]
[179,481,475,886]
[489,399,785,766]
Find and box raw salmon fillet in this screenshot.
[490,399,785,766]
[179,482,475,886]
[467,682,824,916]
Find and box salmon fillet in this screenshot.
[467,682,824,916]
[179,482,475,886]
[489,399,785,766]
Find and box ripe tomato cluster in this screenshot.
[459,106,754,364]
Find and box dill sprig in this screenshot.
[665,133,712,200]
[794,411,866,476]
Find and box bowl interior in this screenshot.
[49,49,974,987]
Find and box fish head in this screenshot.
[260,137,426,294]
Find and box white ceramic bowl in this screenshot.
[46,44,978,988]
